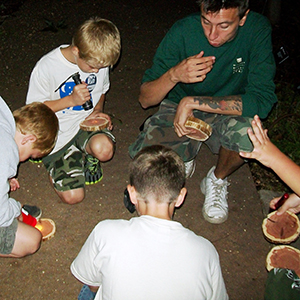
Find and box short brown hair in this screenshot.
[72,17,121,67]
[129,145,185,203]
[198,0,249,19]
[13,102,59,156]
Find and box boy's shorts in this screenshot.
[42,129,115,192]
[129,99,254,162]
[0,218,18,255]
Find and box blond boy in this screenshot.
[26,17,121,204]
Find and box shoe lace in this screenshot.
[208,179,229,208]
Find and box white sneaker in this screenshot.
[185,159,196,178]
[200,166,229,224]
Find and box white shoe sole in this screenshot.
[185,160,196,178]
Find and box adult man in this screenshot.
[129,0,277,224]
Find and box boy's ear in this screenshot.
[71,46,80,57]
[127,185,137,205]
[175,187,187,208]
[21,134,37,145]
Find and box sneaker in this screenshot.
[200,166,229,224]
[22,205,42,220]
[84,154,103,185]
[29,158,42,164]
[185,159,196,178]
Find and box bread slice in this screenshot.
[80,117,108,132]
[184,116,212,141]
[266,245,300,277]
[35,218,56,241]
[262,211,300,244]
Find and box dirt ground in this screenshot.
[0,0,287,299]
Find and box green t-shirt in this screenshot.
[143,11,277,118]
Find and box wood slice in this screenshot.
[266,245,300,277]
[184,116,212,141]
[262,211,300,244]
[80,117,109,132]
[35,218,56,241]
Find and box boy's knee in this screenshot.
[20,229,42,257]
[57,188,85,205]
[100,140,115,160]
[91,135,115,161]
[29,232,42,255]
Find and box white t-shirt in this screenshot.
[0,96,21,227]
[71,215,228,300]
[26,45,110,154]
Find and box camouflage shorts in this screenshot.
[42,129,115,192]
[129,99,254,162]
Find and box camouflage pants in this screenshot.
[129,99,254,162]
[42,129,115,192]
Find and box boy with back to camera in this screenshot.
[0,96,58,258]
[26,17,121,205]
[71,145,228,300]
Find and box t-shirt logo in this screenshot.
[232,57,245,74]
[59,74,97,111]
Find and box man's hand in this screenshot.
[173,97,194,137]
[170,51,215,84]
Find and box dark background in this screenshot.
[0,0,298,299]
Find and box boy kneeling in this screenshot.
[71,145,228,300]
[0,97,58,258]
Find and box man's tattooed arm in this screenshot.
[192,95,243,114]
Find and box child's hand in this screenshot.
[239,115,277,168]
[270,193,300,215]
[9,178,20,192]
[71,83,91,107]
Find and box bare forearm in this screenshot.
[139,52,216,109]
[93,94,105,112]
[139,69,177,108]
[185,95,243,115]
[44,95,73,112]
[268,150,300,195]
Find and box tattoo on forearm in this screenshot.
[193,95,242,112]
